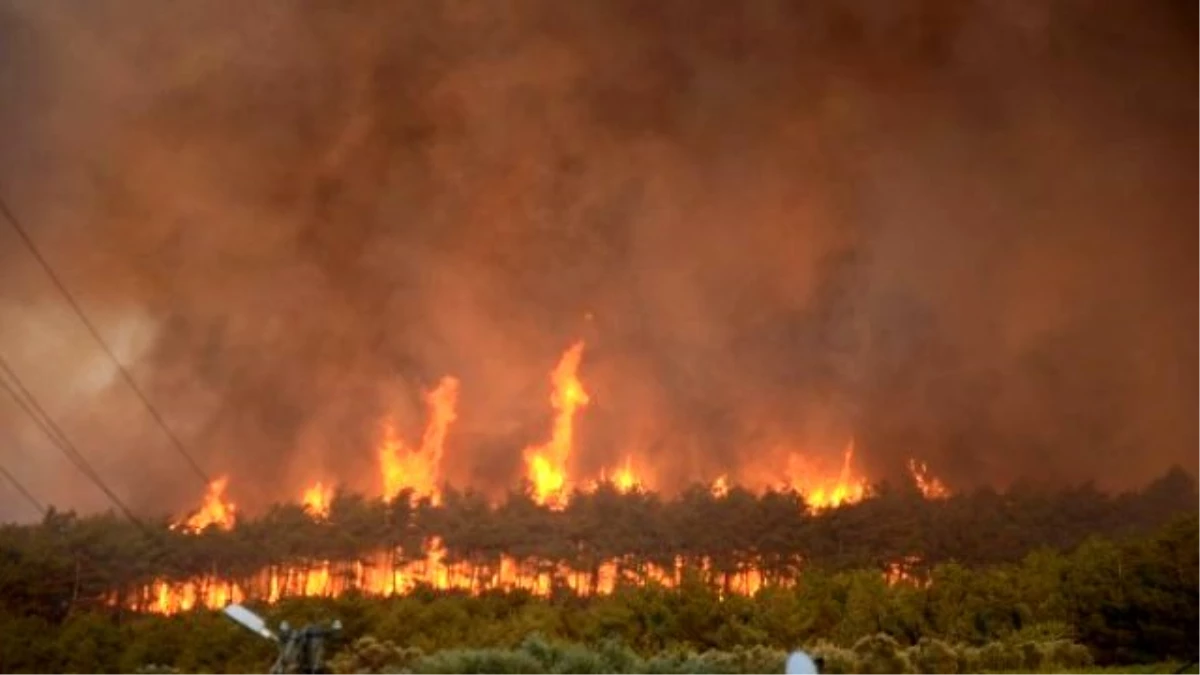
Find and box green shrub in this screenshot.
[643,647,699,674]
[594,637,644,673]
[1043,640,1094,670]
[412,647,543,674]
[1017,641,1046,670]
[331,636,425,674]
[976,641,1023,672]
[806,642,859,674]
[907,637,959,674]
[852,633,913,674]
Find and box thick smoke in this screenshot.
[0,0,1194,519]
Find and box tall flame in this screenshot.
[787,439,868,511]
[908,459,950,499]
[174,476,236,533]
[523,341,589,508]
[380,376,460,504]
[301,482,333,518]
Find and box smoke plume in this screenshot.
[0,0,1194,519]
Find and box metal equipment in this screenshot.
[222,603,342,674]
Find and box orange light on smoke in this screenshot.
[524,341,589,509]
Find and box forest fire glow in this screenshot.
[609,456,640,493]
[785,440,868,511]
[711,475,729,498]
[523,341,589,509]
[301,482,332,518]
[908,459,950,499]
[172,476,236,533]
[147,339,957,616]
[129,538,929,615]
[379,376,459,505]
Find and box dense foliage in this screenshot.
[325,633,1100,674]
[0,469,1195,672]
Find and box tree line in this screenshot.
[0,511,1194,672]
[0,466,1194,622]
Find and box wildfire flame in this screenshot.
[380,376,460,504]
[301,482,333,518]
[593,456,643,494]
[908,459,950,499]
[151,337,957,614]
[523,341,589,508]
[711,474,729,498]
[610,456,639,493]
[787,439,868,511]
[130,538,929,615]
[884,555,929,587]
[173,476,236,533]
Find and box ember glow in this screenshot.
[301,482,332,518]
[523,341,589,508]
[884,556,929,587]
[588,456,647,494]
[379,376,460,504]
[129,549,692,615]
[710,474,729,498]
[785,440,869,511]
[173,477,236,533]
[139,335,956,615]
[129,540,926,615]
[908,459,951,499]
[608,456,641,493]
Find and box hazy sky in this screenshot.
[0,0,1195,519]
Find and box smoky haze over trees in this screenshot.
[0,0,1195,518]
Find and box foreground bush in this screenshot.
[329,634,1101,674]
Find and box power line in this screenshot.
[0,192,211,486]
[0,352,146,528]
[0,461,46,517]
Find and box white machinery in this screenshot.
[223,603,341,674]
[786,650,820,674]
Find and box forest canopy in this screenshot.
[0,467,1195,672]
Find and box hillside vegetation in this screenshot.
[0,472,1194,673]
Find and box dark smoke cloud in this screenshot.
[0,0,1194,519]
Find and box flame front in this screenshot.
[301,482,333,518]
[523,341,589,508]
[131,535,932,615]
[380,376,460,504]
[711,474,729,498]
[147,342,956,614]
[611,456,639,493]
[173,477,236,533]
[908,459,950,499]
[787,439,868,511]
[592,456,644,494]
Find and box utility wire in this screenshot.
[0,192,211,486]
[0,352,147,529]
[0,461,46,517]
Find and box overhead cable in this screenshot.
[0,191,211,486]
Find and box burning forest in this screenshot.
[134,338,956,614]
[0,0,1195,671]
